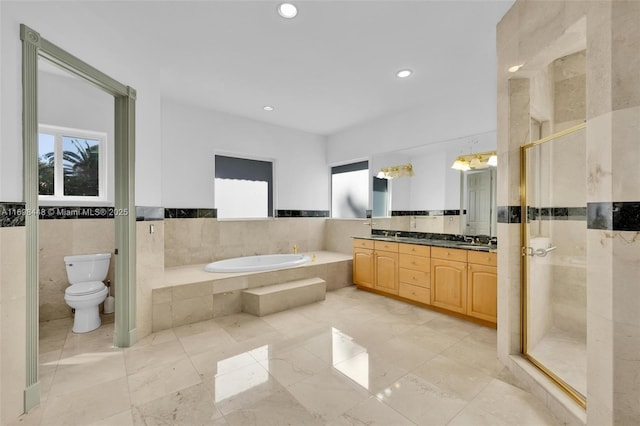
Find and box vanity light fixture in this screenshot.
[451,151,497,171]
[278,3,298,19]
[377,163,414,179]
[508,63,524,73]
[263,106,275,111]
[396,69,413,78]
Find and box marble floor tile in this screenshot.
[214,313,281,342]
[255,346,327,387]
[49,350,127,397]
[124,339,187,374]
[34,286,562,426]
[333,351,409,394]
[301,327,368,366]
[411,355,493,401]
[127,356,202,406]
[203,362,286,416]
[41,377,131,426]
[462,379,560,425]
[177,326,237,356]
[287,367,370,421]
[329,396,415,426]
[87,409,135,426]
[133,383,222,426]
[377,373,468,425]
[223,390,323,426]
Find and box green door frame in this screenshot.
[20,24,137,412]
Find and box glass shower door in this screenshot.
[521,124,587,407]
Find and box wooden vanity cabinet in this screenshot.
[353,238,497,326]
[467,251,497,323]
[398,243,431,304]
[352,239,398,294]
[353,239,374,288]
[430,247,468,314]
[373,241,399,295]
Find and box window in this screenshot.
[215,155,273,219]
[38,125,107,202]
[331,161,368,218]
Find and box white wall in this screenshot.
[38,71,115,204]
[0,2,162,205]
[161,98,329,210]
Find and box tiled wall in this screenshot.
[39,219,116,322]
[136,221,164,340]
[0,226,27,424]
[498,1,640,424]
[324,219,371,254]
[164,218,327,267]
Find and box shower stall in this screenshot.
[521,123,587,407]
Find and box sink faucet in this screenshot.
[394,232,401,240]
[464,236,474,244]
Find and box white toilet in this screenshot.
[64,253,111,333]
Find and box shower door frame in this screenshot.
[520,122,587,409]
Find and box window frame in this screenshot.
[214,153,275,219]
[38,123,108,205]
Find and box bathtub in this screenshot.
[204,254,310,273]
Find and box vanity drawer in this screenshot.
[353,239,374,249]
[431,247,468,262]
[374,241,399,252]
[399,268,430,288]
[399,243,431,257]
[399,254,430,272]
[399,282,430,304]
[468,250,497,267]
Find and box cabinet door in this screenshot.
[467,264,497,323]
[353,248,374,288]
[374,251,398,295]
[431,259,467,313]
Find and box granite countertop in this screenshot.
[354,235,497,253]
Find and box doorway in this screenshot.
[21,24,136,411]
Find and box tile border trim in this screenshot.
[497,206,521,224]
[0,202,27,227]
[164,208,217,219]
[587,202,640,231]
[275,210,330,218]
[391,209,465,216]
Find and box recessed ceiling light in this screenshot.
[263,106,274,111]
[396,69,413,78]
[277,3,298,19]
[508,64,524,73]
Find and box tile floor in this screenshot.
[15,287,560,425]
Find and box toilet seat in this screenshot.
[65,281,106,297]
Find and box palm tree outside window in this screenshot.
[38,124,107,202]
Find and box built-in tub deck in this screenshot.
[153,251,352,331]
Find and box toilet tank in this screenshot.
[64,253,111,284]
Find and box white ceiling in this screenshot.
[69,1,515,136]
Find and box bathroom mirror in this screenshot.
[370,131,497,236]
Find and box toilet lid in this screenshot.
[65,281,106,296]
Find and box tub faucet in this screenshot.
[293,244,298,254]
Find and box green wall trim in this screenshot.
[23,383,40,413]
[20,23,137,414]
[20,24,41,414]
